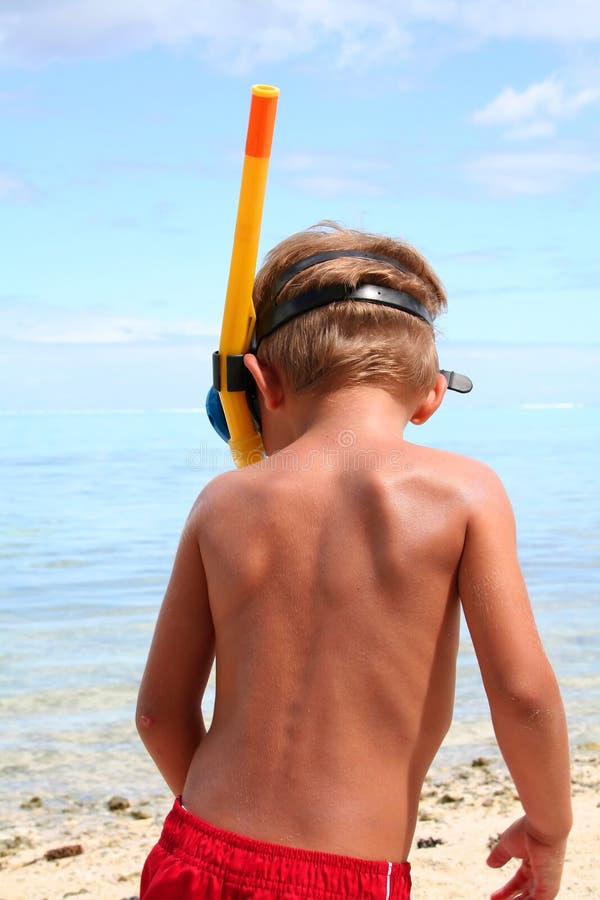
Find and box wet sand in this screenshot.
[0,751,597,899]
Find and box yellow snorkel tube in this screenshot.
[216,84,279,468]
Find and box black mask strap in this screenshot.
[271,250,412,303]
[255,283,433,349]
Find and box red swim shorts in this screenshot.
[140,797,411,899]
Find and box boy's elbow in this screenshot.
[135,696,185,739]
[135,702,172,755]
[135,691,162,740]
[135,705,154,737]
[489,671,564,725]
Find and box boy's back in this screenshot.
[182,397,486,860]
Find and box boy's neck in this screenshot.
[281,385,414,446]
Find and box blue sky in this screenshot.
[1,2,599,410]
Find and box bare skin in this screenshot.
[137,364,571,895]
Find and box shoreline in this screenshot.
[1,750,597,899]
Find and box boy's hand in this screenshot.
[487,816,567,899]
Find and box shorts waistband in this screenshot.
[158,796,411,899]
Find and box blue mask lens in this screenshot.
[206,386,231,442]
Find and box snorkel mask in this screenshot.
[207,247,473,452]
[208,85,472,468]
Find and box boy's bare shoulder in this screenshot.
[404,439,492,473]
[405,442,508,505]
[187,465,273,528]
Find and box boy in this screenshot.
[137,224,572,899]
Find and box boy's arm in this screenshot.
[136,500,215,795]
[458,464,572,899]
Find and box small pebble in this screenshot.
[130,809,151,820]
[44,843,83,861]
[417,837,443,849]
[0,833,31,855]
[20,796,43,810]
[107,796,130,812]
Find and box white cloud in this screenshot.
[505,121,557,141]
[0,300,219,343]
[0,1,411,69]
[474,79,589,124]
[0,170,40,203]
[1,1,600,68]
[473,76,600,140]
[276,150,390,197]
[293,174,385,198]
[466,148,600,195]
[454,0,600,42]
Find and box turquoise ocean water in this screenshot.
[1,403,598,815]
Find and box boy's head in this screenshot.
[252,222,446,404]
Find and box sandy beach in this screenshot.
[1,750,597,899]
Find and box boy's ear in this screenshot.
[243,354,284,412]
[410,373,448,426]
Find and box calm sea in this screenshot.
[1,403,598,814]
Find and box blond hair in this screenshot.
[253,223,446,400]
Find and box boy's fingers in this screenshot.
[489,863,530,899]
[486,841,514,869]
